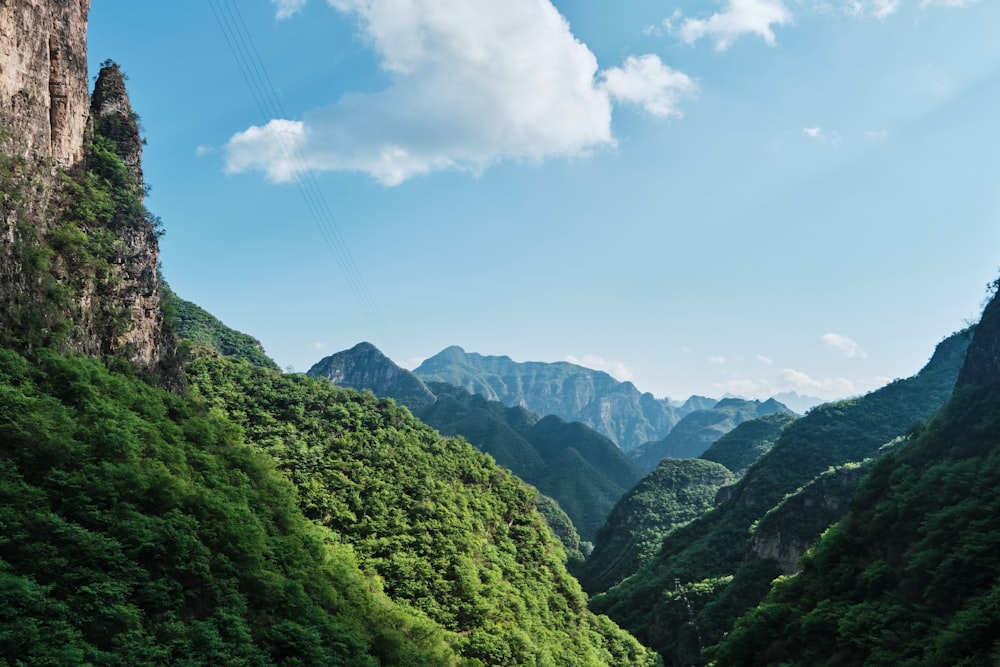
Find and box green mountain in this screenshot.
[576,459,734,596]
[163,288,280,371]
[308,344,644,542]
[591,329,971,663]
[414,346,709,451]
[699,412,798,476]
[711,287,1000,666]
[629,398,795,472]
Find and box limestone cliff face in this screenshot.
[0,2,173,378]
[0,0,91,166]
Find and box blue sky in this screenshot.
[88,0,1000,404]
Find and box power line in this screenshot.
[206,0,399,356]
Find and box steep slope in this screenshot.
[309,341,437,410]
[414,345,698,451]
[699,412,798,475]
[0,349,460,665]
[630,398,795,472]
[712,288,1000,666]
[1,56,173,376]
[164,288,280,371]
[189,356,656,666]
[577,459,734,596]
[308,344,645,541]
[591,329,971,663]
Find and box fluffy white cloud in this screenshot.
[599,55,697,118]
[803,126,822,138]
[778,368,856,397]
[673,0,793,50]
[821,332,868,358]
[229,0,692,185]
[565,355,635,383]
[756,354,774,365]
[272,0,307,20]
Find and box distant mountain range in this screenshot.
[628,397,796,471]
[308,343,643,542]
[413,346,712,451]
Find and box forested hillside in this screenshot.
[577,459,733,595]
[698,413,797,476]
[186,356,656,665]
[310,343,645,542]
[711,285,1000,665]
[0,349,459,665]
[629,399,793,472]
[591,329,970,664]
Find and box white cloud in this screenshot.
[843,0,901,19]
[272,0,307,20]
[778,368,856,397]
[757,354,774,365]
[674,0,793,50]
[565,355,635,382]
[821,332,868,358]
[226,119,307,182]
[311,341,326,350]
[195,144,215,157]
[599,55,698,118]
[865,129,888,139]
[227,0,693,186]
[803,127,822,138]
[714,376,773,398]
[708,355,727,365]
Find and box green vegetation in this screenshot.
[711,390,1000,665]
[309,344,644,544]
[164,288,280,371]
[577,459,734,595]
[591,331,970,663]
[0,348,459,665]
[630,399,794,473]
[699,413,797,475]
[186,355,658,666]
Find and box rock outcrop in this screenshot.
[0,3,173,377]
[0,0,91,166]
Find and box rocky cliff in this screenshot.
[0,0,90,166]
[0,2,172,377]
[413,346,701,451]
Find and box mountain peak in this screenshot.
[308,342,436,411]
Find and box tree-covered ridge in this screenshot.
[0,348,460,665]
[163,288,280,371]
[591,330,971,663]
[577,459,734,596]
[186,356,658,666]
[699,412,797,476]
[711,296,1000,664]
[309,343,644,544]
[629,399,794,473]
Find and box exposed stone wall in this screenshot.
[1,2,175,380]
[0,0,91,166]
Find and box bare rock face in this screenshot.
[0,3,174,379]
[0,0,91,166]
[90,63,144,196]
